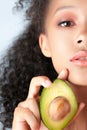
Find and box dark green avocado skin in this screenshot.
[40,79,78,130]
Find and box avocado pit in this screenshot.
[48,97,71,121]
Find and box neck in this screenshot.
[67,81,87,104]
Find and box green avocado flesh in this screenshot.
[40,79,78,130]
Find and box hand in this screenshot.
[12,69,85,130]
[12,76,52,130]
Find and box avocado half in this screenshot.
[40,79,78,130]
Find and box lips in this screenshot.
[70,51,87,66]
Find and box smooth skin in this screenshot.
[39,0,87,86]
[12,0,87,129]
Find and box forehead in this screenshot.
[45,0,87,21]
[44,0,87,31]
[47,0,87,14]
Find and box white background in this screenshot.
[0,1,27,129]
[0,0,26,57]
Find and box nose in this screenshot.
[75,27,87,48]
[77,39,83,44]
[76,36,87,49]
[76,35,87,45]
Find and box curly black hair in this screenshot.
[0,0,57,129]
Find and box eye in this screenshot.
[58,20,75,27]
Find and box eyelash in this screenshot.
[58,20,75,27]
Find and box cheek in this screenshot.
[50,32,71,53]
[51,45,69,73]
[51,37,70,58]
[47,32,73,72]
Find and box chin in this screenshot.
[68,75,87,87]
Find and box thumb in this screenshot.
[72,102,85,122]
[58,69,69,80]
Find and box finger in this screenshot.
[13,106,40,130]
[68,102,85,126]
[58,69,69,80]
[28,76,52,98]
[72,102,85,121]
[40,121,49,130]
[18,98,40,121]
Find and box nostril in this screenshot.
[77,40,82,43]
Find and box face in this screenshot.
[39,0,87,86]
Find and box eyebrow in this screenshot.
[55,6,76,14]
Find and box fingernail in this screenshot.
[42,80,52,87]
[58,70,65,78]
